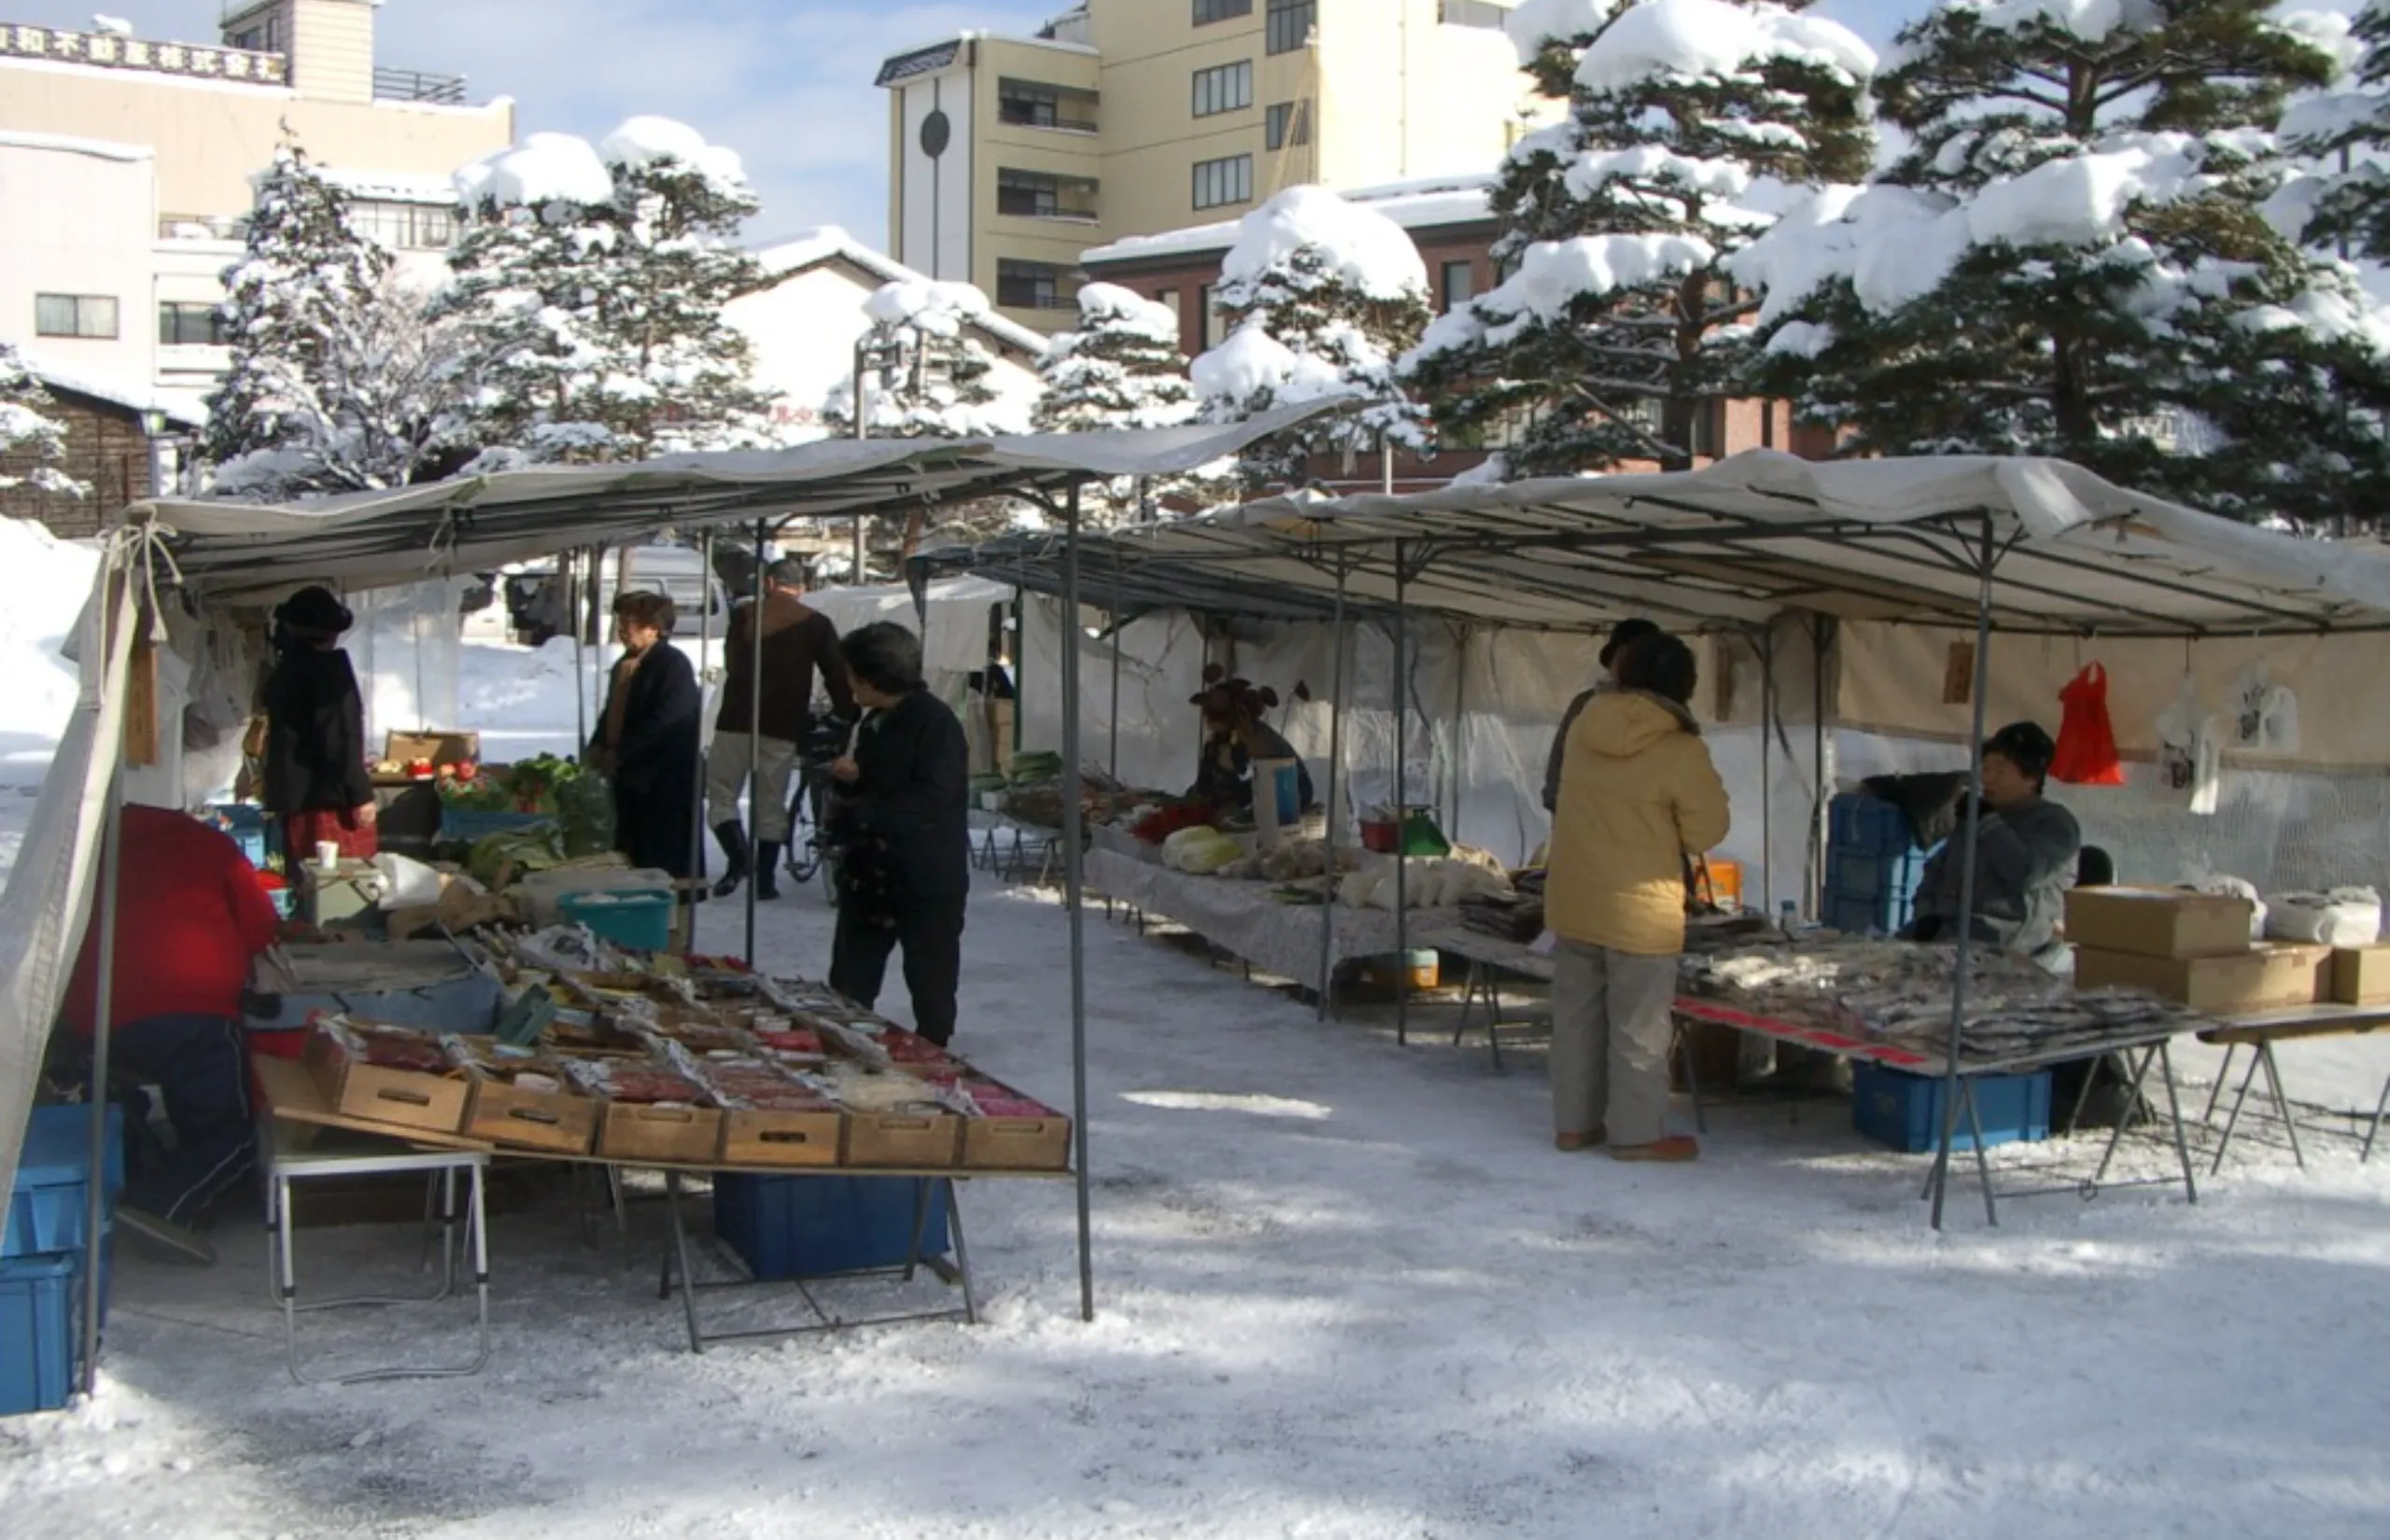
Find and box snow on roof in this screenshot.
[455,133,613,209]
[1086,176,1493,268]
[1222,187,1428,301]
[751,227,1049,357]
[0,129,152,162]
[1576,0,1876,94]
[313,166,457,204]
[19,351,205,426]
[598,116,751,193]
[865,278,992,337]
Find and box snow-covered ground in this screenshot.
[5,876,2390,1537]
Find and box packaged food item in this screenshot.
[560,1053,709,1107]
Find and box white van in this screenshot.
[503,543,730,643]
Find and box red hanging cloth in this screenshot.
[2051,663,2127,786]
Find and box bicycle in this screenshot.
[781,716,852,893]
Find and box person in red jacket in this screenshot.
[61,805,280,1260]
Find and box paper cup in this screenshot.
[315,840,342,874]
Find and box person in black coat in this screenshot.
[825,623,971,1045]
[588,590,701,883]
[260,585,379,861]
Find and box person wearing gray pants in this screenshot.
[1550,942,1680,1149]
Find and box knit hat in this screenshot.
[274,585,353,637]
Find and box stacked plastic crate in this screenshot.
[1823,793,1938,938]
[2,1105,121,1415]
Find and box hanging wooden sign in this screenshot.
[1942,641,1975,707]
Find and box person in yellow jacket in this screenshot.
[1545,632,1732,1162]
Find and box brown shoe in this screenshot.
[1610,1135,1699,1164]
[1554,1126,1607,1153]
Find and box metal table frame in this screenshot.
[259,1121,492,1386]
[2195,1006,2390,1171]
[656,1170,977,1353]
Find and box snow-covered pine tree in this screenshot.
[825,281,1027,439]
[1033,284,1197,433]
[1404,0,1875,479]
[0,343,84,497]
[2281,8,2390,259]
[1738,0,2390,525]
[593,118,773,456]
[204,142,393,472]
[1191,187,1432,490]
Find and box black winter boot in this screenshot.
[711,820,750,898]
[754,841,783,899]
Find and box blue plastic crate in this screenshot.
[1829,792,1920,859]
[6,1105,123,1260]
[0,1253,79,1416]
[1852,1062,2052,1154]
[712,1174,950,1281]
[204,804,270,869]
[1826,848,1934,903]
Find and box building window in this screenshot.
[998,79,1098,133]
[159,301,230,346]
[225,10,284,51]
[1265,100,1312,151]
[1267,0,1316,54]
[344,201,457,252]
[35,294,119,340]
[1193,154,1254,211]
[1193,0,1254,23]
[1691,398,1728,457]
[997,259,1076,311]
[1439,0,1508,28]
[1441,260,1474,313]
[1154,287,1181,321]
[1192,61,1253,118]
[1200,284,1230,349]
[997,169,1099,222]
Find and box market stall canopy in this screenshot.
[920,453,2390,637]
[120,407,1337,604]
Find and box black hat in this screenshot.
[1985,721,2057,781]
[1598,617,1662,668]
[274,585,353,636]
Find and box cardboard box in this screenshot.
[843,1112,963,1169]
[302,1028,471,1137]
[2331,945,2390,1006]
[384,730,480,769]
[719,1109,846,1169]
[459,1068,598,1155]
[2065,888,2255,960]
[596,1102,724,1166]
[2076,943,2332,1014]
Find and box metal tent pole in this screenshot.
[1059,483,1095,1323]
[80,563,127,1398]
[1810,615,1830,917]
[1317,559,1349,1024]
[1394,540,1410,1046]
[570,552,588,752]
[1760,627,1775,917]
[692,529,716,914]
[1107,555,1123,784]
[1448,623,1467,847]
[1929,515,2001,1231]
[744,519,766,963]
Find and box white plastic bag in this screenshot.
[2183,873,2268,943]
[2228,664,2300,755]
[2265,888,2383,947]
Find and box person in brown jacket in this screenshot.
[709,559,857,897]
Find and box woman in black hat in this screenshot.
[260,585,378,862]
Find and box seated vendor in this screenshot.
[56,804,283,1265]
[1904,721,2082,960]
[1188,678,1315,816]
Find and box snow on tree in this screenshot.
[2278,7,2390,259]
[1033,284,1197,433]
[825,280,1031,439]
[1735,0,2390,526]
[0,344,83,497]
[1404,0,1876,478]
[1192,186,1432,489]
[204,142,394,475]
[437,120,772,467]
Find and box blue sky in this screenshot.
[29,0,1964,247]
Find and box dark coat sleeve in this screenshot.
[614,646,702,790]
[813,616,858,720]
[846,694,972,901]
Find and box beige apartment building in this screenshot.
[0,0,512,399]
[878,0,1544,331]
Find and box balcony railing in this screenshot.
[998,103,1099,133]
[159,213,251,242]
[374,66,468,104]
[0,22,285,85]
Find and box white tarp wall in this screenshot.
[0,547,138,1207]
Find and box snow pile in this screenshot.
[1946,0,2164,44]
[1221,187,1428,305]
[1190,324,1347,408]
[1410,233,1719,362]
[1505,0,1609,58]
[1575,0,1877,94]
[863,279,994,337]
[0,518,98,748]
[454,133,614,209]
[598,115,751,193]
[1070,283,1180,345]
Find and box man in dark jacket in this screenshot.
[826,623,971,1045]
[708,560,856,899]
[589,592,702,884]
[1907,721,2082,960]
[60,805,283,1262]
[1541,617,1661,816]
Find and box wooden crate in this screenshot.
[961,1116,1071,1172]
[719,1109,845,1169]
[461,1072,598,1155]
[596,1102,724,1165]
[302,1029,470,1137]
[843,1112,962,1169]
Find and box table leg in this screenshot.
[2210,1043,2268,1176]
[2202,1043,2239,1127]
[1674,1021,1707,1137]
[946,1180,979,1327]
[901,1177,932,1285]
[2157,1043,2199,1206]
[1451,962,1478,1048]
[277,1173,300,1384]
[662,1171,706,1355]
[1962,1081,1998,1228]
[464,1162,493,1376]
[2363,1073,2390,1165]
[2098,1046,2161,1184]
[2258,1043,2307,1171]
[1486,982,1505,1071]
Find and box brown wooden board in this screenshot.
[461,1071,599,1155]
[597,1101,724,1164]
[962,1117,1070,1171]
[846,1112,963,1169]
[301,1029,471,1137]
[256,1056,490,1152]
[718,1109,845,1168]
